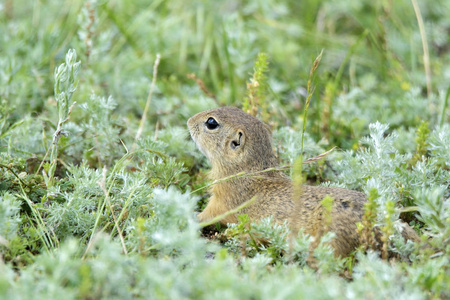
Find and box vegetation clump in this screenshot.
[1,0,449,298]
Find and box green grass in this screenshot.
[1,0,449,299]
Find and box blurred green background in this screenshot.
[2,0,449,151]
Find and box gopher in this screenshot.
[188,106,419,257]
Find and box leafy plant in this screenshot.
[0,0,449,298]
[243,52,270,122]
[45,49,81,185]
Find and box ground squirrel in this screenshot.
[188,106,419,257]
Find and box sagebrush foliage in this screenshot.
[1,0,449,298]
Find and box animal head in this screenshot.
[187,107,277,174]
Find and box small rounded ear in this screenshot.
[230,130,244,150]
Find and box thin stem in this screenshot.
[301,50,323,157]
[18,182,59,252]
[0,163,29,187]
[191,147,336,195]
[133,54,161,151]
[199,196,258,228]
[98,167,128,255]
[440,83,450,128]
[411,0,432,98]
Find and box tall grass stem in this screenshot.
[411,0,432,98]
[133,54,161,151]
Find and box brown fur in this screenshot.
[188,106,419,257]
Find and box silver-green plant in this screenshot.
[43,49,81,188]
[0,192,22,245]
[414,187,449,249]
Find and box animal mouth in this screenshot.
[188,124,209,158]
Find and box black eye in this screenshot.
[205,117,219,130]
